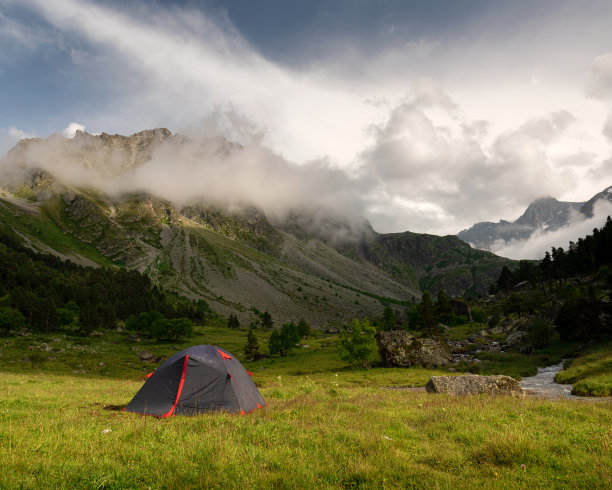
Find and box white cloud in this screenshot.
[359,95,587,234]
[12,0,383,167]
[2,0,612,240]
[61,122,86,139]
[492,199,612,260]
[3,130,366,227]
[0,126,35,156]
[587,51,612,100]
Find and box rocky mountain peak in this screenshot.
[515,196,580,228]
[458,186,612,251]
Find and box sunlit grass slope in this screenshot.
[1,326,611,488]
[556,342,612,397]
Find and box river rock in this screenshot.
[425,374,523,396]
[376,331,453,368]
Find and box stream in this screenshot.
[520,362,577,398]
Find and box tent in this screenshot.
[125,345,265,417]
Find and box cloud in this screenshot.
[61,122,86,139]
[586,51,612,100]
[9,0,383,167]
[0,126,36,156]
[603,113,612,141]
[1,129,366,228]
[359,92,582,234]
[491,199,612,260]
[2,0,612,241]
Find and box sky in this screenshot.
[1,0,612,258]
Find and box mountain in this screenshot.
[0,129,512,326]
[458,188,612,251]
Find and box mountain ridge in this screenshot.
[0,128,512,326]
[458,187,612,251]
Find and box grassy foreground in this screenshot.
[1,372,611,489]
[1,327,611,488]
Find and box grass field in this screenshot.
[1,326,611,488]
[555,342,612,397]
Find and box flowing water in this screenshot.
[520,362,577,398]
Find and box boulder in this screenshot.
[505,330,528,346]
[376,331,453,368]
[425,374,523,396]
[138,350,156,362]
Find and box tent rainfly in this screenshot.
[125,345,265,417]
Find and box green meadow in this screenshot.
[1,326,611,488]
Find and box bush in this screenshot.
[0,307,25,336]
[528,318,553,348]
[269,322,300,356]
[297,318,310,339]
[338,319,378,369]
[471,308,487,323]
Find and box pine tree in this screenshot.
[418,292,436,336]
[244,327,260,361]
[227,313,240,329]
[261,311,273,329]
[269,330,284,356]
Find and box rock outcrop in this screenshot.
[425,374,523,396]
[376,330,452,368]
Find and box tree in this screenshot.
[338,319,378,369]
[269,330,284,356]
[227,314,240,329]
[497,265,513,292]
[166,318,193,342]
[261,311,273,329]
[555,286,606,342]
[0,307,25,337]
[418,292,436,336]
[268,322,300,356]
[244,327,260,361]
[528,318,553,348]
[435,290,452,323]
[56,307,78,329]
[381,306,397,331]
[297,318,310,339]
[127,310,164,337]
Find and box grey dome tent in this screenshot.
[125,345,265,417]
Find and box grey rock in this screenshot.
[376,331,453,368]
[139,351,155,362]
[506,330,528,346]
[426,374,523,396]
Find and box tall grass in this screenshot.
[1,326,611,488]
[556,342,612,396]
[1,372,610,488]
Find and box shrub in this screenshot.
[0,307,25,336]
[338,319,377,369]
[528,318,553,348]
